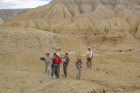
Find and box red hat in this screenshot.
[77,57,81,60]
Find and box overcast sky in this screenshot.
[0,0,51,9]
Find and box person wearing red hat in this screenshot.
[75,57,83,80]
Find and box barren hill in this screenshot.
[3,0,140,39]
[2,0,140,52]
[0,9,31,23]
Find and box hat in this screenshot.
[46,52,49,54]
[88,47,91,49]
[54,53,56,55]
[56,53,60,56]
[77,57,81,60]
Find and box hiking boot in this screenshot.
[65,75,67,78]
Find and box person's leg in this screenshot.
[87,58,89,68]
[63,64,65,75]
[54,64,57,77]
[76,67,79,79]
[90,58,92,69]
[51,66,53,76]
[65,66,68,77]
[79,69,82,80]
[45,62,48,74]
[57,64,60,78]
[56,64,58,78]
[52,67,54,76]
[48,63,50,74]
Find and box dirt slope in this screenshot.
[0,55,140,93]
[0,27,61,64]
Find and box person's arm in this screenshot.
[90,51,93,58]
[80,62,83,67]
[52,57,55,61]
[75,62,78,67]
[60,57,62,68]
[86,51,88,54]
[44,56,46,62]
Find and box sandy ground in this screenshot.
[0,54,140,93]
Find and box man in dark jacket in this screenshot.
[51,53,56,77]
[63,53,70,78]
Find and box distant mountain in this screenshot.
[0,9,31,24]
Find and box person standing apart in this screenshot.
[52,53,62,79]
[63,53,70,78]
[75,57,83,80]
[44,52,52,75]
[51,53,56,77]
[86,47,93,69]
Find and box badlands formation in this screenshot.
[1,0,140,93]
[3,0,140,52]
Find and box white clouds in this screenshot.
[0,0,50,9]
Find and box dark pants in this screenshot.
[63,64,68,77]
[54,64,60,78]
[87,58,92,68]
[51,66,54,76]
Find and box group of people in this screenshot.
[41,47,93,80]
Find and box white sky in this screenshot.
[0,0,50,9]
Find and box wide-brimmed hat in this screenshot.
[46,52,49,54]
[77,57,81,60]
[56,53,60,56]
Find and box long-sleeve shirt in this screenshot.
[52,57,62,64]
[44,56,52,62]
[75,61,83,66]
[63,57,70,64]
[86,50,93,58]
